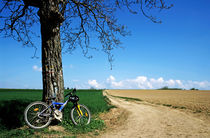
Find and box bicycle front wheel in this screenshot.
[70,104,91,125]
[24,101,52,129]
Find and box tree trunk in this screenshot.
[38,0,64,102]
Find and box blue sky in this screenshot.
[0,0,210,90]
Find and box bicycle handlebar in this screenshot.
[65,88,76,97]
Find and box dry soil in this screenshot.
[99,90,210,138]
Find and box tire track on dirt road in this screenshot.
[100,91,210,138]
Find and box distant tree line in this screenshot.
[158,86,199,90]
[189,88,199,91]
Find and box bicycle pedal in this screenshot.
[54,110,63,121]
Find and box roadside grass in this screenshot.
[109,94,188,111]
[62,89,113,134]
[162,104,187,110]
[111,95,143,102]
[162,104,172,107]
[0,128,37,138]
[0,89,113,137]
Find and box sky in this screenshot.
[0,0,210,90]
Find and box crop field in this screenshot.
[106,89,210,114]
[0,89,112,137]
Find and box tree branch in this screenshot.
[10,4,28,30]
[23,0,41,8]
[1,0,173,68]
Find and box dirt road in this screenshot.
[100,90,210,138]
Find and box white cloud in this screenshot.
[112,81,124,87]
[136,76,147,82]
[184,80,210,89]
[135,76,152,89]
[158,77,164,83]
[106,75,124,87]
[166,79,175,87]
[101,75,210,90]
[86,75,210,90]
[33,65,42,72]
[88,80,101,89]
[107,75,115,82]
[106,75,151,89]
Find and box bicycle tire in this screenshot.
[24,101,52,129]
[70,104,91,125]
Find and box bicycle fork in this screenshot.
[76,104,83,116]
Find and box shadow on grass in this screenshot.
[0,100,32,130]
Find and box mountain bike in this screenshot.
[24,88,91,129]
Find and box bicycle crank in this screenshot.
[54,110,62,121]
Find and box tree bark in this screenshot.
[38,0,64,102]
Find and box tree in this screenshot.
[190,88,198,90]
[0,0,172,102]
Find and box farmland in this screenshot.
[0,89,113,137]
[100,90,210,137]
[1,89,210,137]
[106,89,210,115]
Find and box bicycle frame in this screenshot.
[39,89,83,117]
[50,99,69,112]
[46,97,83,116]
[38,99,69,117]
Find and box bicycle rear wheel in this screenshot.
[24,101,52,129]
[70,104,91,125]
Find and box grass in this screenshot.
[163,104,172,107]
[0,89,42,101]
[0,128,37,138]
[0,89,113,137]
[110,93,188,111]
[111,95,142,102]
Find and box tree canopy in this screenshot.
[0,0,172,102]
[0,0,172,65]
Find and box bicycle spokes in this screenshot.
[72,104,90,125]
[25,102,52,129]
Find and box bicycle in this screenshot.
[24,88,91,129]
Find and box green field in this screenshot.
[0,89,112,137]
